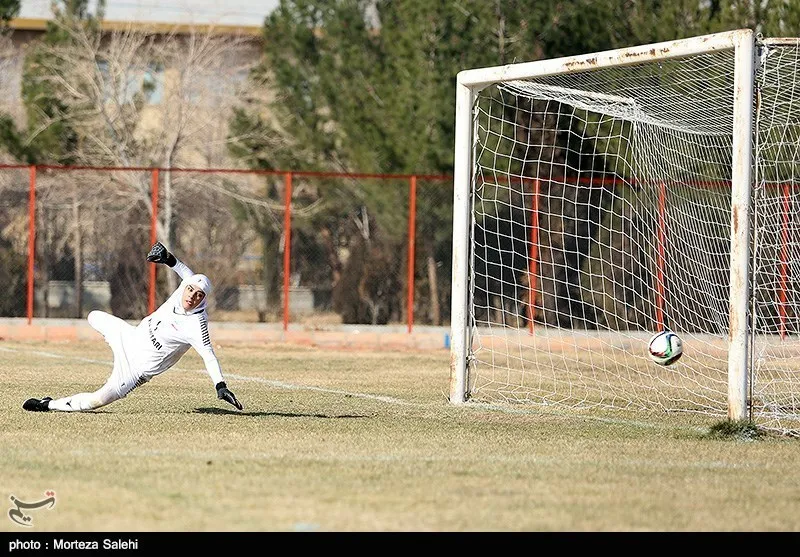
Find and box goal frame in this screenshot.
[449,29,756,421]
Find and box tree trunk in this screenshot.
[163,167,176,293]
[40,207,49,318]
[260,229,280,322]
[73,199,83,318]
[426,254,440,325]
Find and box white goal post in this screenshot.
[450,29,800,435]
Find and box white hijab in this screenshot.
[173,273,212,315]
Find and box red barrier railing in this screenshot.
[12,164,452,331]
[655,180,667,333]
[282,172,293,332]
[407,176,417,333]
[148,169,159,314]
[527,178,540,335]
[483,175,798,336]
[26,165,36,325]
[13,164,797,335]
[779,181,792,339]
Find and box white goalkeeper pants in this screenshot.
[48,310,147,412]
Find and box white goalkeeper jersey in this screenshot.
[126,259,224,386]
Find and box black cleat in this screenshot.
[23,397,52,412]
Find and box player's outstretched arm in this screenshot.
[216,381,243,411]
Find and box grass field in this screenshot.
[2,338,800,532]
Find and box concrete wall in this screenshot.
[225,285,316,314]
[35,280,112,318]
[38,282,317,318]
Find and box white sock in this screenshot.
[48,392,104,412]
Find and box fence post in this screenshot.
[527,178,540,334]
[655,180,667,332]
[283,172,293,332]
[779,181,790,339]
[27,165,36,324]
[148,168,159,314]
[407,176,417,333]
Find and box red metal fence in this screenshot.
[7,165,794,337]
[0,164,453,331]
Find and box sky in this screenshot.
[18,0,279,27]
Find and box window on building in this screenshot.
[143,63,164,105]
[95,59,164,105]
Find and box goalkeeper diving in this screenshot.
[22,242,243,413]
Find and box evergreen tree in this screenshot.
[228,0,791,325]
[0,0,19,30]
[0,0,103,164]
[230,0,547,323]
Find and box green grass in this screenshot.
[2,339,800,532]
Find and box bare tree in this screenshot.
[0,33,22,131]
[26,21,275,310]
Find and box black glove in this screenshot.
[146,241,177,267]
[215,381,243,411]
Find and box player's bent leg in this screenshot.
[24,314,140,413]
[46,383,121,412]
[88,310,131,338]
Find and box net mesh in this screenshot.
[467,41,800,435]
[751,42,800,434]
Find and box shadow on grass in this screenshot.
[193,407,370,419]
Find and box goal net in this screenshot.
[449,29,800,436]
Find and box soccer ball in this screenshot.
[647,330,683,366]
